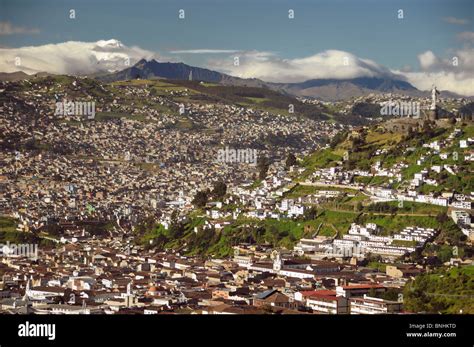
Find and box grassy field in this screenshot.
[365,130,403,148]
[284,184,319,198]
[380,201,447,215]
[0,216,17,232]
[299,149,342,179]
[312,210,359,237]
[244,96,271,104]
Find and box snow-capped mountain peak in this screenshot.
[95,39,124,49]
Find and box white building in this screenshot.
[350,295,402,314]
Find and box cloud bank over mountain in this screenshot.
[210,48,473,96]
[0,39,161,75]
[209,50,401,82]
[1,39,473,96]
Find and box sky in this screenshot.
[0,0,473,94]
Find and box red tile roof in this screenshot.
[340,284,385,290]
[299,290,336,297]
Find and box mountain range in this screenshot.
[94,59,464,101]
[1,58,465,101]
[268,77,421,101]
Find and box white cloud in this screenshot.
[0,21,39,35]
[209,48,473,96]
[0,39,161,75]
[1,39,472,96]
[442,16,469,25]
[397,47,474,96]
[209,49,399,83]
[401,70,473,96]
[418,51,440,70]
[170,49,239,54]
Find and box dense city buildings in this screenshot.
[1,75,472,318]
[0,4,473,339]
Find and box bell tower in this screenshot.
[272,250,282,272]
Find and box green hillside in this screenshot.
[299,121,474,193]
[404,266,474,314]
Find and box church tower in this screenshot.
[125,281,137,307]
[272,250,282,272]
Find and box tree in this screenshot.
[422,120,435,138]
[343,159,356,171]
[330,131,348,149]
[257,156,270,180]
[436,212,448,224]
[437,245,453,263]
[212,181,227,200]
[380,288,400,301]
[403,267,473,314]
[302,206,318,221]
[285,153,297,169]
[170,210,179,225]
[192,190,208,208]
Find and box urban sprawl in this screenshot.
[0,76,473,314]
